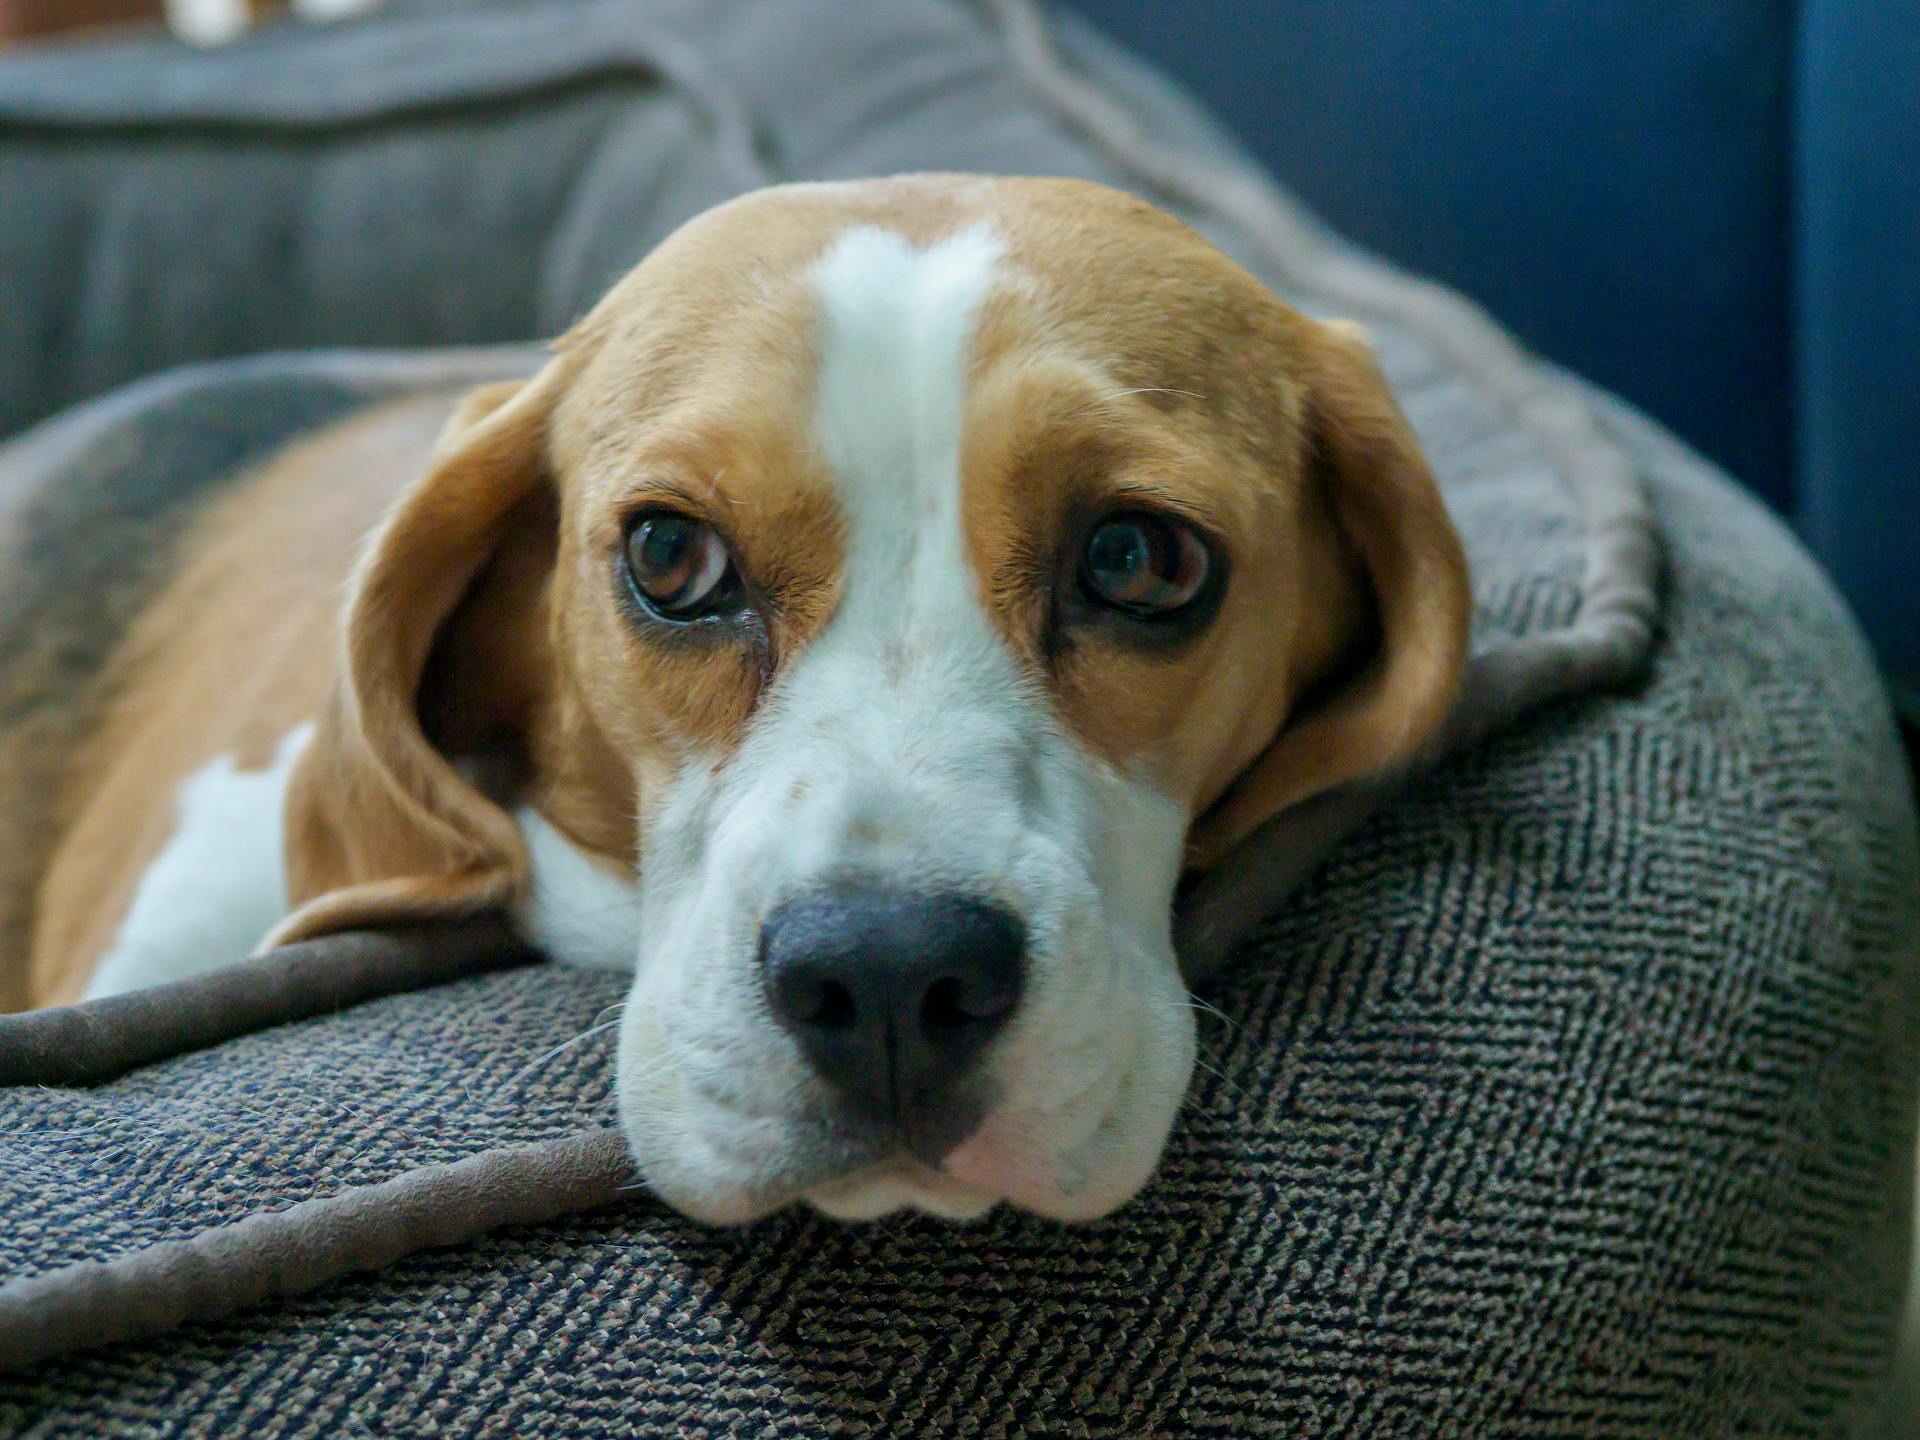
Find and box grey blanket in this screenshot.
[0,0,1913,1435]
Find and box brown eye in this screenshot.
[1079,511,1212,617]
[624,511,739,620]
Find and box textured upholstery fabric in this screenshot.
[0,0,1914,1434]
[0,2,732,438]
[0,392,1913,1436]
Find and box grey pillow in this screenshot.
[0,1,1913,1436]
[0,0,1255,441]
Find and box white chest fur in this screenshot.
[85,725,313,1001]
[513,806,642,970]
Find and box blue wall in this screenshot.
[1795,3,1920,706]
[1064,1,1797,508]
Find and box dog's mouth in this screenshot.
[630,1047,1178,1228]
[617,798,1200,1228]
[676,1135,1057,1226]
[635,1133,1000,1227]
[639,1091,1017,1225]
[616,916,1203,1227]
[803,1156,1001,1222]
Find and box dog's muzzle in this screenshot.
[759,883,1026,1158]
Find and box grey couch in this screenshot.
[0,2,1915,1435]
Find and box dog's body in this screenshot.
[2,176,1470,1224]
[21,395,454,1005]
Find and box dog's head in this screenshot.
[271,176,1469,1223]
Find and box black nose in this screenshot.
[759,885,1025,1131]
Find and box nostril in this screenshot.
[921,972,1017,1032]
[805,977,857,1029]
[813,980,856,1028]
[921,976,971,1032]
[771,969,858,1030]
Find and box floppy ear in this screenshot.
[262,366,565,948]
[1186,320,1472,868]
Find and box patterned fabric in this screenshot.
[1,397,1910,1439]
[0,0,1914,1435]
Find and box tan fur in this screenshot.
[14,175,1469,1001]
[26,395,464,1004]
[1182,323,1472,863]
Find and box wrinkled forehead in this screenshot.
[551,178,1310,488]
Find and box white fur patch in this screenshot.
[809,223,1004,627]
[514,806,642,969]
[85,725,313,1001]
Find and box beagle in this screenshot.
[4,176,1470,1224]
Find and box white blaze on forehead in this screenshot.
[810,224,1004,627]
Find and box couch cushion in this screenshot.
[2,383,1911,1438]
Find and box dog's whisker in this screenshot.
[604,1051,676,1092]
[1178,1086,1225,1122]
[1105,385,1205,403]
[1185,991,1241,1037]
[599,1030,707,1093]
[1188,1052,1254,1110]
[1065,384,1208,421]
[496,1019,624,1094]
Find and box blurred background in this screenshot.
[2,0,1914,726]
